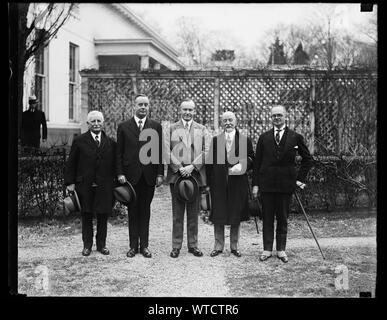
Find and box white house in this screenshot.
[24,3,185,146]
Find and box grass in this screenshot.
[17,185,377,297]
[225,246,376,297]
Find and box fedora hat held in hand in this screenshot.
[114,181,137,205]
[174,175,199,203]
[64,190,81,213]
[200,188,211,211]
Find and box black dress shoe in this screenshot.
[141,248,152,258]
[231,250,242,257]
[210,250,222,257]
[126,248,137,258]
[97,247,110,255]
[170,248,180,258]
[277,255,288,263]
[82,248,91,256]
[188,247,203,257]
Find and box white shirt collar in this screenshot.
[182,119,193,130]
[134,115,146,126]
[225,129,236,140]
[90,131,100,140]
[274,125,286,132]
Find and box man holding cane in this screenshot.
[252,105,313,263]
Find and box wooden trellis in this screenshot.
[80,70,377,156]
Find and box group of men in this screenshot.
[64,94,313,263]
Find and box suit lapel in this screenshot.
[179,119,190,147]
[98,131,109,151]
[279,127,293,159]
[234,130,240,157]
[86,131,98,149]
[127,117,139,137]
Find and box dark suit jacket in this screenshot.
[21,109,47,147]
[252,127,313,193]
[206,130,255,225]
[64,130,116,214]
[116,117,163,186]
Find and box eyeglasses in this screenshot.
[137,103,149,107]
[271,114,284,118]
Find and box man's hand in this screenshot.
[179,164,195,177]
[66,184,75,192]
[252,186,259,199]
[156,175,164,187]
[296,181,306,189]
[118,175,126,184]
[228,163,242,175]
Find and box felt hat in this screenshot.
[174,175,199,203]
[114,181,137,205]
[64,190,81,213]
[200,189,212,211]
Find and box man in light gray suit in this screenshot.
[164,99,211,258]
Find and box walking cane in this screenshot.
[253,216,259,235]
[294,190,326,260]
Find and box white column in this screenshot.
[140,55,149,70]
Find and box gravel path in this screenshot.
[18,186,376,297]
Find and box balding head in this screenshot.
[271,105,286,128]
[221,111,237,132]
[87,110,104,133]
[87,110,104,123]
[180,99,196,121]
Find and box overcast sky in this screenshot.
[125,3,376,49]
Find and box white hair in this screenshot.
[87,110,104,122]
[221,111,236,121]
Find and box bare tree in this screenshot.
[357,10,377,44]
[258,5,377,70]
[9,3,74,138]
[173,17,208,66]
[173,17,246,68]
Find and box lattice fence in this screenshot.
[81,70,377,156]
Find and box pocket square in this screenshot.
[294,146,298,149]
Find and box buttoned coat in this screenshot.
[21,109,47,147]
[64,130,116,214]
[116,117,163,186]
[206,130,255,225]
[164,120,211,186]
[252,127,313,193]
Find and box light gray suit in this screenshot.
[164,120,211,249]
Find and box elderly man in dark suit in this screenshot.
[21,95,47,149]
[252,105,313,263]
[64,110,116,256]
[116,94,163,258]
[164,98,211,258]
[206,111,254,257]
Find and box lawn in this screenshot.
[17,185,377,297]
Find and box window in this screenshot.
[35,45,48,118]
[69,43,79,120]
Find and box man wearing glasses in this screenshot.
[252,105,313,263]
[116,94,163,258]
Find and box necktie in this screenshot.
[184,122,191,145]
[226,134,232,152]
[138,119,143,131]
[275,129,281,144]
[95,135,100,147]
